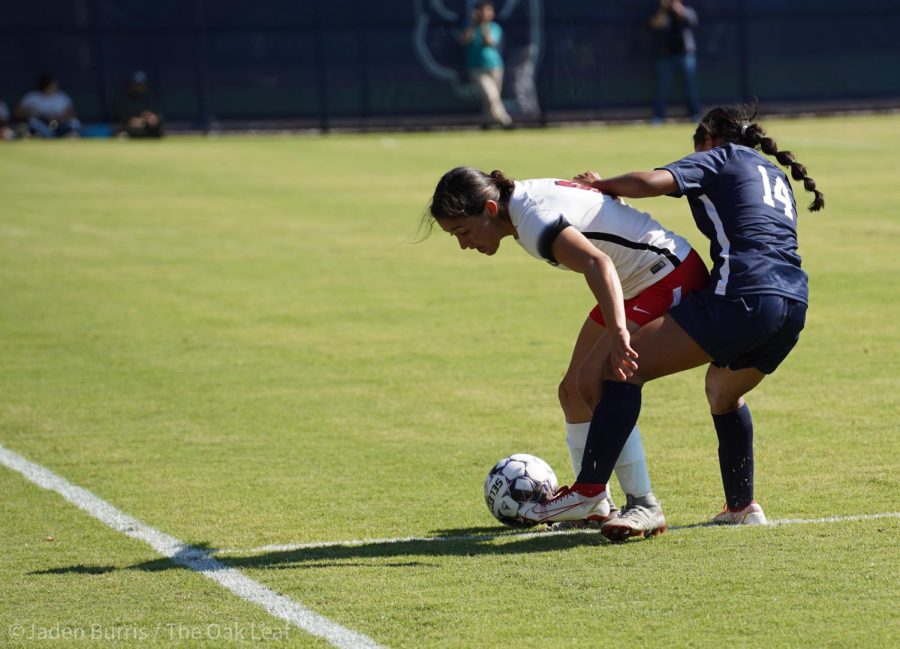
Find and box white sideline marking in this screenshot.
[0,444,383,649]
[216,512,900,556]
[769,512,900,526]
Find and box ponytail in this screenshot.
[489,169,516,205]
[696,102,825,212]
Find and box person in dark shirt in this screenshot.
[517,103,825,538]
[650,0,700,123]
[115,71,164,138]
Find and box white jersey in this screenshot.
[508,179,693,299]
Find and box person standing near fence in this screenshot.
[460,2,513,129]
[115,71,165,138]
[650,0,700,124]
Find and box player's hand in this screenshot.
[609,329,639,381]
[573,171,602,186]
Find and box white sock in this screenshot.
[614,426,652,497]
[565,421,590,479]
[565,421,652,497]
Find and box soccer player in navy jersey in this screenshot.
[518,102,824,539]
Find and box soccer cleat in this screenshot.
[518,483,609,524]
[549,496,619,531]
[711,501,768,525]
[600,493,667,542]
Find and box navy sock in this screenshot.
[713,404,754,510]
[577,381,642,484]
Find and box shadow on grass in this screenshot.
[32,564,119,575]
[30,527,610,576]
[214,528,607,572]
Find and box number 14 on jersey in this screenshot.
[757,165,794,220]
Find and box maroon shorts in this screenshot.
[589,249,710,327]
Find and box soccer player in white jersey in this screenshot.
[424,167,709,539]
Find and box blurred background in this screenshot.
[1,0,898,133]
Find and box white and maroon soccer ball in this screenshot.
[483,454,558,528]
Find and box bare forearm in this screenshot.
[583,257,629,337]
[551,227,638,379]
[590,170,676,199]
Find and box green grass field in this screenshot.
[1,115,898,648]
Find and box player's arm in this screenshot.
[551,227,638,380]
[574,170,677,199]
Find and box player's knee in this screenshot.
[558,379,579,414]
[705,381,742,414]
[575,373,601,411]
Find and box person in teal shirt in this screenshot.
[460,2,512,128]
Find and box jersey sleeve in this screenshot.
[514,205,571,265]
[657,147,732,197]
[535,213,570,264]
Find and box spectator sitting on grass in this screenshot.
[15,72,81,138]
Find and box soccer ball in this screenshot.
[483,453,558,528]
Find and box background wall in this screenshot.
[1,0,898,130]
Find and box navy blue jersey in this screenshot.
[659,144,808,304]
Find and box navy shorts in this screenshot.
[668,291,807,374]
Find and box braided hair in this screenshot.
[693,102,825,212]
[420,166,516,237]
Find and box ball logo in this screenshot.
[486,475,505,509]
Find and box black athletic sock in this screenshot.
[577,381,642,484]
[713,404,755,511]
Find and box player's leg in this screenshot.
[703,294,805,525]
[558,315,660,528]
[705,364,769,525]
[596,252,709,538]
[557,317,619,526]
[559,317,628,525]
[559,316,602,426]
[568,316,656,498]
[520,314,710,524]
[524,314,708,525]
[584,314,707,539]
[578,313,711,484]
